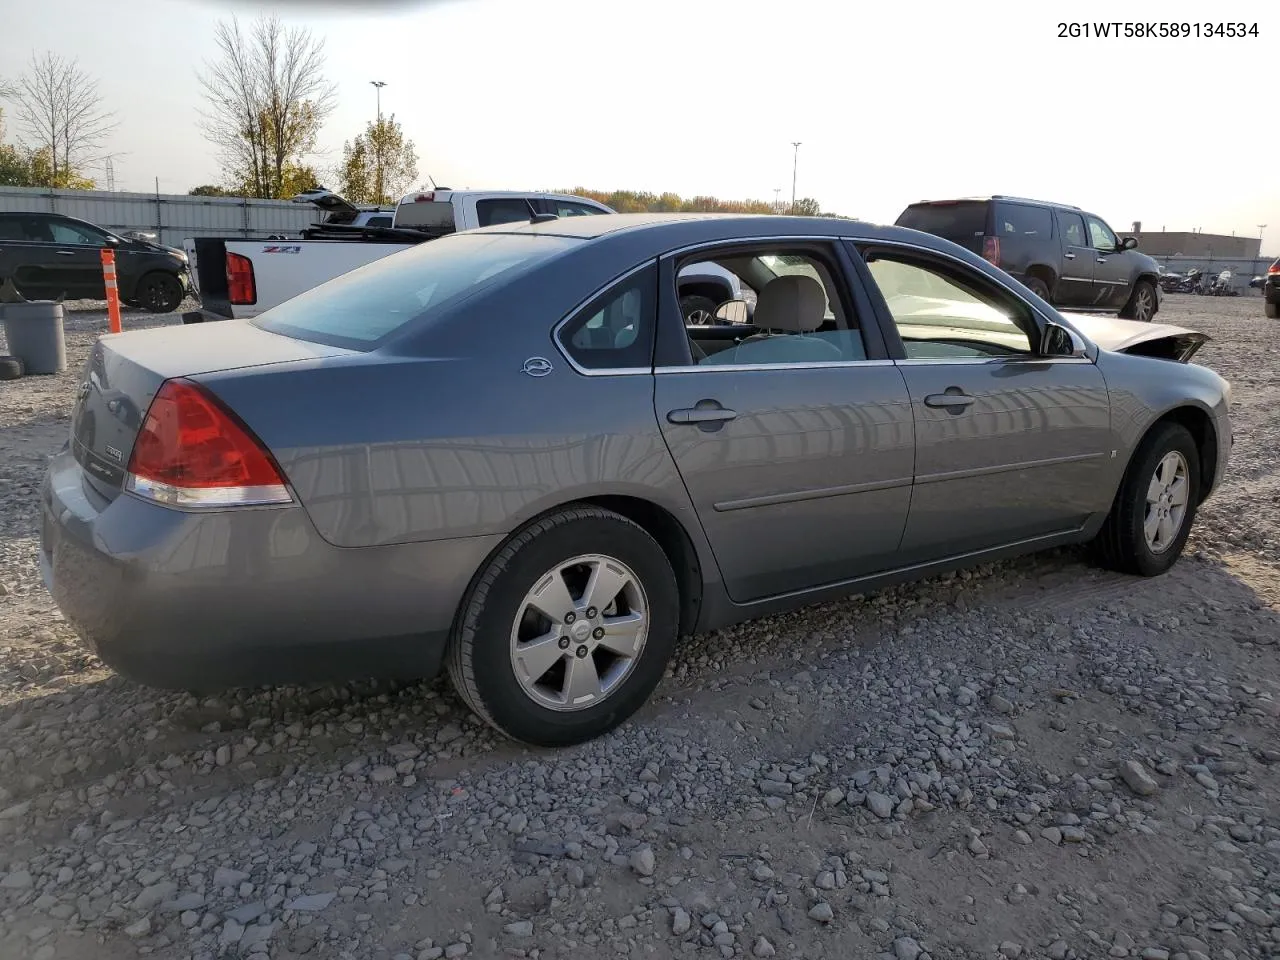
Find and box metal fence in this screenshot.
[0,186,324,248]
[1153,255,1274,295]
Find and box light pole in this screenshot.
[790,142,801,211]
[370,81,387,203]
[773,188,781,212]
[1259,224,1267,252]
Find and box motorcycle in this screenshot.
[1174,268,1206,294]
[1209,269,1238,297]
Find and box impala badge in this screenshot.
[105,444,123,463]
[522,357,553,378]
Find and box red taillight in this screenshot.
[1269,263,1280,275]
[414,192,435,202]
[226,253,256,305]
[125,379,291,508]
[982,236,1001,267]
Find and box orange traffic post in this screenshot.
[100,248,122,334]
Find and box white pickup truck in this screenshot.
[181,188,746,325]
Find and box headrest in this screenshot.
[753,274,826,333]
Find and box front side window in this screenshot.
[864,254,1035,359]
[47,220,106,245]
[556,263,656,371]
[1086,216,1118,252]
[477,198,535,227]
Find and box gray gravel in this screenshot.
[3,295,1280,960]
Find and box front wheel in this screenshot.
[134,272,184,313]
[1092,421,1200,577]
[445,506,680,747]
[1119,279,1157,322]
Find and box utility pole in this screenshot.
[370,81,387,204]
[1259,224,1267,254]
[790,142,801,211]
[773,188,781,212]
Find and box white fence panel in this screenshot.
[0,186,323,247]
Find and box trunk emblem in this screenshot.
[522,357,553,378]
[105,444,123,463]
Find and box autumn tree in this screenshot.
[336,114,418,205]
[12,52,115,187]
[198,14,336,199]
[564,188,833,217]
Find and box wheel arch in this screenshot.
[1024,263,1057,292]
[1129,404,1219,506]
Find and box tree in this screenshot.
[336,114,418,204]
[13,52,115,188]
[198,14,337,199]
[788,198,822,217]
[563,188,824,217]
[189,184,233,197]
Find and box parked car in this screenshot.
[0,211,188,312]
[181,188,615,323]
[1265,258,1280,318]
[895,196,1162,322]
[290,187,396,229]
[42,213,1231,747]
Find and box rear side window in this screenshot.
[477,198,535,227]
[992,203,1053,239]
[550,200,608,218]
[895,202,988,239]
[557,263,656,371]
[252,232,580,350]
[1059,212,1087,247]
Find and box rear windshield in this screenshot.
[394,200,455,229]
[896,202,988,239]
[252,232,580,350]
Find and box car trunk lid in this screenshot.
[70,321,351,500]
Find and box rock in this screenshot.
[823,788,845,806]
[444,943,468,958]
[894,936,923,960]
[286,892,336,912]
[1,870,33,889]
[990,693,1015,714]
[158,893,206,914]
[1120,759,1160,796]
[985,722,1017,741]
[866,792,894,818]
[1040,827,1063,845]
[123,917,152,938]
[1234,902,1273,926]
[1140,950,1170,960]
[369,766,397,783]
[673,908,692,935]
[220,919,245,946]
[753,935,777,957]
[1012,830,1032,845]
[998,943,1023,958]
[503,920,533,937]
[213,867,249,888]
[1048,941,1069,960]
[132,881,178,911]
[631,847,656,877]
[808,902,834,923]
[227,902,267,924]
[0,801,32,821]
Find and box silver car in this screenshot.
[40,213,1232,746]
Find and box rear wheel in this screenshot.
[135,272,184,313]
[1023,275,1052,301]
[1119,279,1157,322]
[680,294,719,326]
[445,506,680,746]
[1266,300,1279,320]
[1092,421,1200,577]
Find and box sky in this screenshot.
[1,0,1277,251]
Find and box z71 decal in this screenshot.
[261,245,302,254]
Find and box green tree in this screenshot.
[563,188,827,217]
[197,15,336,199]
[189,184,234,197]
[336,114,418,204]
[788,197,822,217]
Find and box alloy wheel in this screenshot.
[1144,451,1189,553]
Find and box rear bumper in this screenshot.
[40,449,500,691]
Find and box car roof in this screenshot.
[906,195,1084,212]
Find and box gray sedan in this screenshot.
[40,213,1232,746]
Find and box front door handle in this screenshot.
[56,250,77,256]
[1096,257,1107,264]
[667,405,738,424]
[924,393,976,409]
[1064,252,1076,260]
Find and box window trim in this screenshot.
[550,259,658,377]
[844,237,1094,366]
[654,236,889,371]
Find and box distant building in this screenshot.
[1130,229,1260,259]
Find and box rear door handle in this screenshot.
[1064,252,1076,260]
[667,406,738,424]
[1096,257,1107,264]
[55,250,77,256]
[924,393,976,409]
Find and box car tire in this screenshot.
[1023,275,1052,301]
[135,272,184,314]
[680,294,720,326]
[1091,421,1201,577]
[1266,300,1279,320]
[445,505,680,747]
[0,356,24,381]
[1119,279,1157,322]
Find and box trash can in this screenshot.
[0,301,67,375]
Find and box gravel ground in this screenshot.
[1,294,1279,960]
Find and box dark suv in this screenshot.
[1264,258,1279,319]
[896,196,1162,322]
[0,212,188,313]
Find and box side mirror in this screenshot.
[1120,236,1138,251]
[1040,321,1086,358]
[713,299,749,325]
